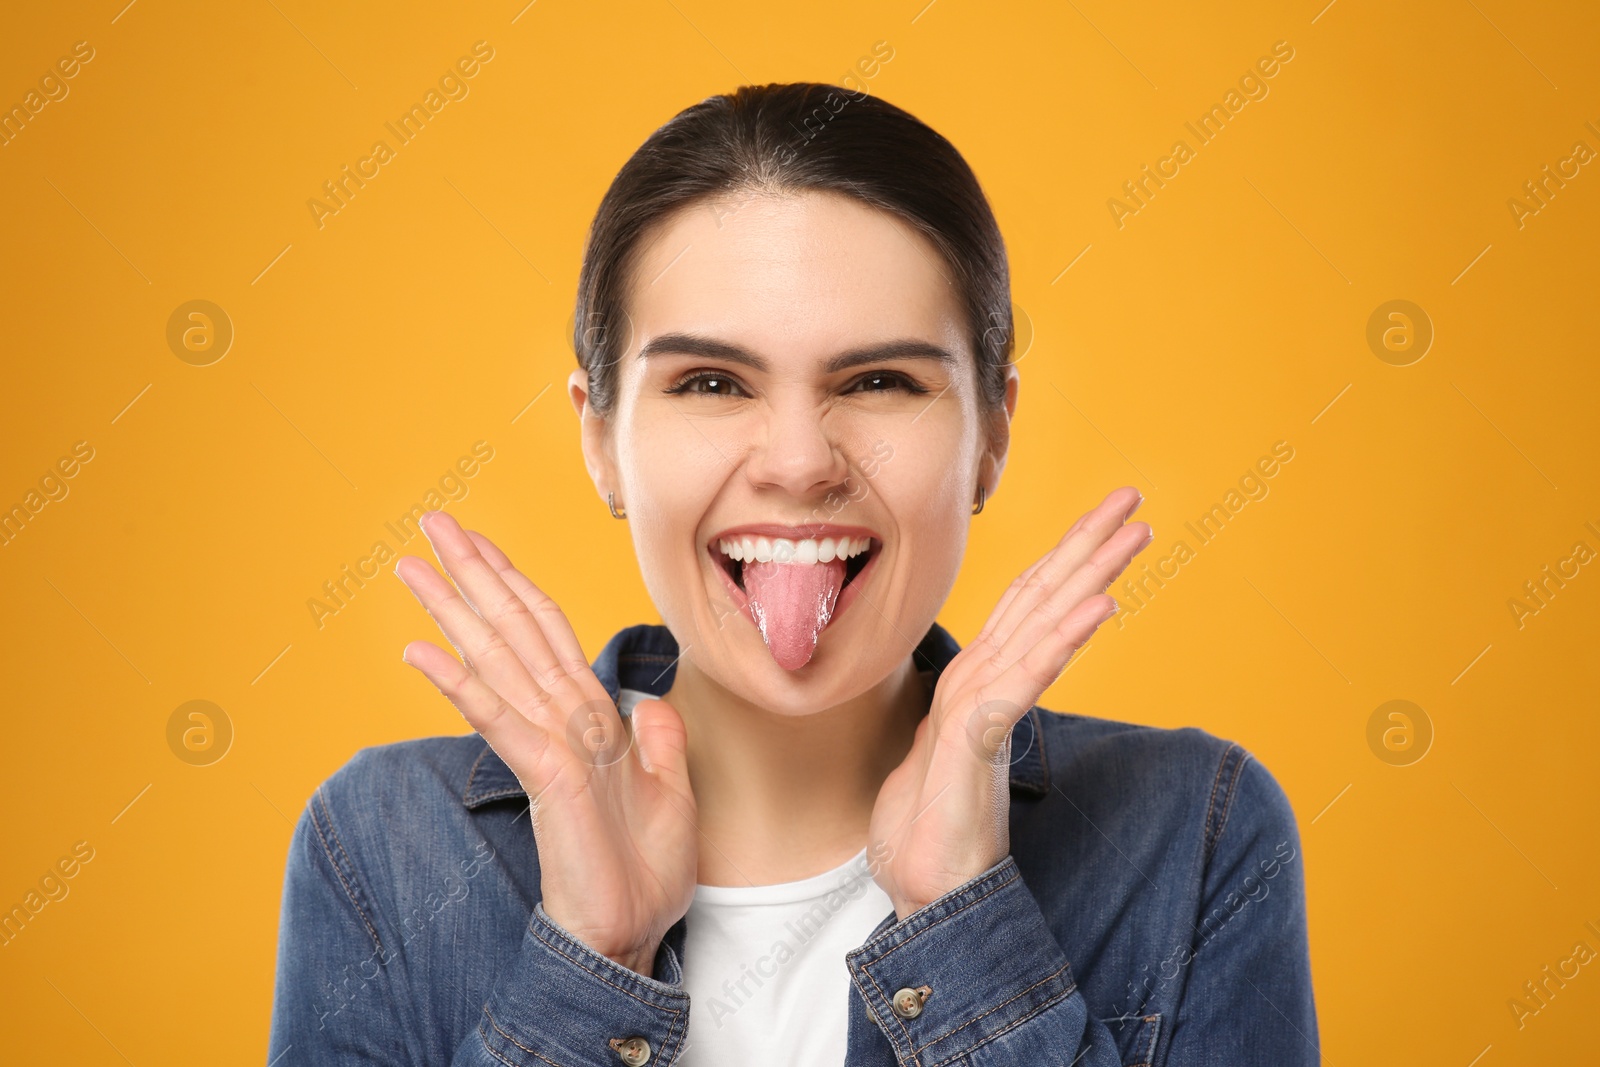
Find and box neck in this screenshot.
[661,653,928,888]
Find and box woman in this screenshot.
[268,82,1317,1066]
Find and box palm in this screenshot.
[395,512,699,968]
[515,690,700,964]
[869,487,1152,918]
[868,666,1014,916]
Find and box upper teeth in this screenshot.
[717,535,873,564]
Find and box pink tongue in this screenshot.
[742,558,848,670]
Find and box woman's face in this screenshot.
[571,189,1014,716]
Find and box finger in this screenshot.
[402,519,626,767]
[466,528,517,570]
[465,529,593,677]
[418,513,594,704]
[398,561,631,774]
[974,487,1135,645]
[988,520,1151,674]
[396,552,565,726]
[400,637,563,793]
[974,487,1143,653]
[977,593,1119,719]
[630,698,691,791]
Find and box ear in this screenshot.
[978,364,1020,499]
[569,367,620,505]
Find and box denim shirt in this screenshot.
[268,622,1318,1066]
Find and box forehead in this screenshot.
[623,189,969,364]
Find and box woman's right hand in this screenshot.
[394,510,698,976]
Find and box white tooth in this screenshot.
[721,534,876,565]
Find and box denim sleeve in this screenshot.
[267,792,692,1066]
[1163,754,1320,1065]
[267,798,412,1064]
[470,902,692,1066]
[844,856,1128,1067]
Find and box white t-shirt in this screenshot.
[617,689,896,1066]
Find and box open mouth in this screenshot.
[704,528,882,670]
[711,534,876,595]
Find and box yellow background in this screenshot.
[2,0,1596,1062]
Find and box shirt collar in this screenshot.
[462,620,1051,806]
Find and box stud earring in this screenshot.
[608,491,627,520]
[972,485,986,515]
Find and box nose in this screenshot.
[743,397,851,498]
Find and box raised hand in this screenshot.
[867,486,1152,918]
[394,511,698,975]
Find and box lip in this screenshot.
[706,523,883,652]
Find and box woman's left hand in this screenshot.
[868,486,1152,919]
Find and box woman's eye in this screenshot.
[850,372,924,394]
[666,369,927,397]
[668,372,747,397]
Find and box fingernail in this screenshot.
[1125,492,1144,519]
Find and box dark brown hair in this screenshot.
[572,81,1015,419]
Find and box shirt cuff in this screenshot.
[476,901,690,1067]
[844,855,1086,1066]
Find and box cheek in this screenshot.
[868,420,975,560]
[870,444,964,525]
[870,399,979,508]
[617,411,725,571]
[617,388,718,492]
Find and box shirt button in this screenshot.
[891,985,931,1019]
[609,1036,652,1065]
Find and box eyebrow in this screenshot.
[636,333,958,374]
